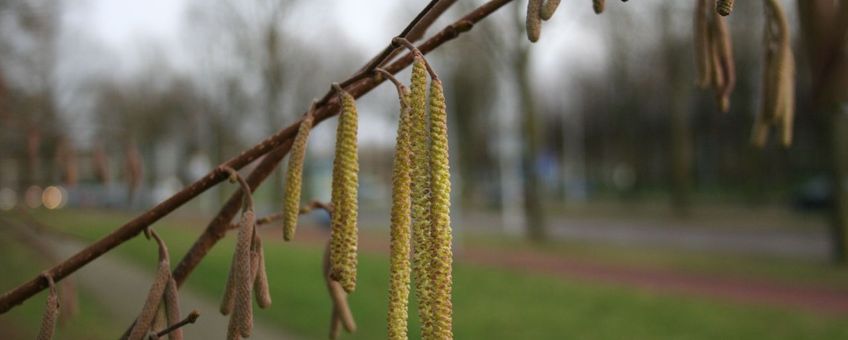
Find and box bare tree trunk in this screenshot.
[515,46,547,242]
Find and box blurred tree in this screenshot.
[798,0,848,262]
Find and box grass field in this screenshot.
[14,209,848,339]
[0,231,120,339]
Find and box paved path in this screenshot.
[359,210,831,260]
[5,217,295,339]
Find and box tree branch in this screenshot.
[0,0,513,313]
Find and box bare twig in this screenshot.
[0,0,514,313]
[155,310,200,338]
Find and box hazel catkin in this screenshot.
[283,111,315,241]
[163,278,183,340]
[716,0,734,16]
[37,275,59,340]
[752,0,795,147]
[252,237,272,309]
[128,244,171,340]
[593,0,606,14]
[228,210,256,338]
[330,87,360,293]
[387,86,413,340]
[428,78,454,340]
[526,0,542,42]
[409,55,435,339]
[540,0,561,21]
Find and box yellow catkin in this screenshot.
[226,210,255,338]
[539,0,561,21]
[716,0,734,16]
[694,0,712,88]
[526,0,542,42]
[387,87,413,340]
[163,278,183,340]
[283,113,314,241]
[37,276,59,340]
[593,0,605,14]
[252,237,272,309]
[409,56,435,339]
[428,79,453,340]
[330,88,360,293]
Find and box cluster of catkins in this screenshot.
[383,52,453,340]
[695,0,794,147]
[123,229,186,340]
[526,0,644,42]
[694,0,736,112]
[219,170,272,340]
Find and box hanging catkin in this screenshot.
[228,209,256,338]
[526,0,542,42]
[540,0,561,21]
[37,275,59,340]
[711,14,735,112]
[409,55,435,339]
[387,82,413,340]
[283,109,315,241]
[428,78,454,340]
[219,258,236,315]
[716,0,734,16]
[752,0,795,147]
[329,86,360,293]
[593,0,606,14]
[323,241,356,339]
[128,231,172,340]
[252,236,272,308]
[163,278,183,340]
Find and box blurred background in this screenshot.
[2,0,848,338]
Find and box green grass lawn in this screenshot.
[0,230,120,339]
[19,209,848,339]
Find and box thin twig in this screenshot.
[392,37,440,81]
[155,310,200,338]
[0,0,513,313]
[375,68,407,94]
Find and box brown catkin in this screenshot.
[409,56,435,339]
[252,237,272,309]
[428,78,454,339]
[282,112,315,241]
[228,210,256,338]
[323,242,357,335]
[387,86,413,340]
[712,15,735,112]
[219,260,236,315]
[526,0,542,42]
[163,278,183,340]
[129,231,172,340]
[128,261,171,340]
[37,275,59,340]
[695,0,736,112]
[539,0,561,21]
[330,87,360,293]
[593,0,605,14]
[716,0,734,16]
[753,0,795,147]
